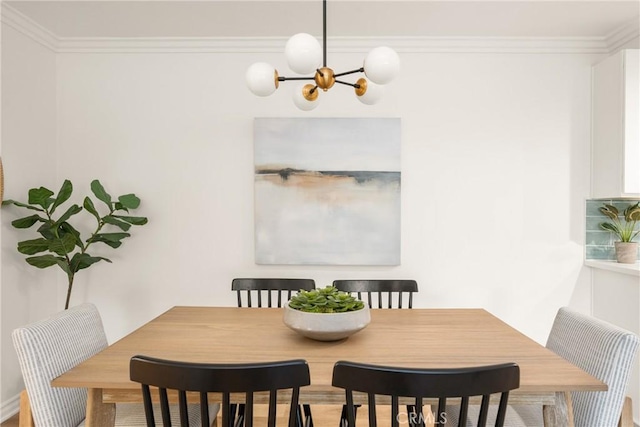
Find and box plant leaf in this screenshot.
[17,238,50,255]
[2,200,45,212]
[102,215,131,231]
[49,233,77,256]
[55,204,83,225]
[26,255,69,274]
[27,187,55,209]
[50,180,73,215]
[93,232,130,241]
[118,194,141,210]
[624,203,640,221]
[113,215,148,226]
[113,202,127,212]
[83,197,101,222]
[37,221,57,240]
[91,180,112,208]
[59,222,84,249]
[70,253,111,272]
[11,214,44,229]
[600,222,620,234]
[87,232,130,248]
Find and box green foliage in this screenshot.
[599,202,640,243]
[289,286,364,313]
[2,179,148,309]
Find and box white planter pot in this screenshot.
[615,241,638,264]
[283,304,371,341]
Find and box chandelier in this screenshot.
[245,0,400,110]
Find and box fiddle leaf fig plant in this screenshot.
[599,202,640,242]
[289,286,364,313]
[2,179,148,309]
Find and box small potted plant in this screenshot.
[599,202,640,264]
[283,286,370,341]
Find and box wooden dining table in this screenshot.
[52,306,606,427]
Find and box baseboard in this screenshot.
[1,393,20,423]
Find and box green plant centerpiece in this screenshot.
[2,179,148,309]
[599,202,640,264]
[288,286,364,313]
[283,286,370,341]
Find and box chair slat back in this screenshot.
[332,361,519,427]
[332,280,418,309]
[130,356,310,427]
[232,278,315,307]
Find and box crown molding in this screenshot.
[0,3,624,55]
[605,18,640,53]
[1,3,58,52]
[48,36,613,55]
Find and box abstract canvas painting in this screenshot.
[254,118,401,265]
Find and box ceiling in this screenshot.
[4,1,640,39]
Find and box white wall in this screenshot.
[1,32,603,413]
[52,49,597,342]
[0,24,58,417]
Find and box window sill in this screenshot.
[585,260,640,277]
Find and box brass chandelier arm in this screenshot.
[335,80,360,88]
[278,76,316,81]
[334,67,365,78]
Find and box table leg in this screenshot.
[85,388,116,427]
[543,391,575,427]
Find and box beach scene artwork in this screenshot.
[254,118,401,265]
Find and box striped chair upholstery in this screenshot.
[12,303,218,427]
[539,307,639,427]
[13,303,109,426]
[448,307,639,427]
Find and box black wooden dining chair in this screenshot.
[332,360,520,427]
[332,280,419,424]
[332,280,418,309]
[130,355,310,427]
[232,278,315,308]
[231,278,315,426]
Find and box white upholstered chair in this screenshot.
[448,307,639,427]
[12,303,218,427]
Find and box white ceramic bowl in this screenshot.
[283,304,371,341]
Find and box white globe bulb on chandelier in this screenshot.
[245,0,400,110]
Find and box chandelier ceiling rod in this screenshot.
[323,0,327,67]
[245,0,400,110]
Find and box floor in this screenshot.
[1,414,17,427]
[1,405,350,427]
[1,405,403,426]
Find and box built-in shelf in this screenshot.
[585,260,640,277]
